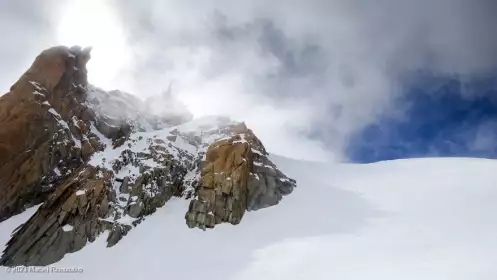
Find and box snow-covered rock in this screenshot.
[0,46,296,266]
[1,157,496,279]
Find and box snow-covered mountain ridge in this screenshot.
[0,46,495,279]
[0,46,295,266]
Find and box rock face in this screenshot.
[185,124,296,229]
[0,46,98,222]
[1,167,112,266]
[0,46,296,266]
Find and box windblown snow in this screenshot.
[1,157,497,279]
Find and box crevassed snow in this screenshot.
[1,157,496,279]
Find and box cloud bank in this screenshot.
[1,0,496,161]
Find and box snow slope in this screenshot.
[1,157,497,279]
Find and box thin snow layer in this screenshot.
[88,115,235,173]
[62,225,74,232]
[1,157,497,279]
[75,190,86,196]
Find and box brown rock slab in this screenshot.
[185,125,296,230]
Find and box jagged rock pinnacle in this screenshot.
[0,46,296,267]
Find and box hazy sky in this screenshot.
[1,0,496,161]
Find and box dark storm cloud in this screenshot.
[106,0,497,160]
[1,0,495,160]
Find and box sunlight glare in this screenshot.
[56,0,132,90]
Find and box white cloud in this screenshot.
[55,0,134,92]
[1,0,495,161]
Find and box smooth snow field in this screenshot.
[1,156,496,279]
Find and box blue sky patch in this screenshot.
[347,73,497,163]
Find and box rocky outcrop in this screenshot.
[0,130,193,265]
[0,46,296,266]
[0,137,193,266]
[0,167,112,266]
[185,123,296,230]
[0,46,100,222]
[0,114,197,266]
